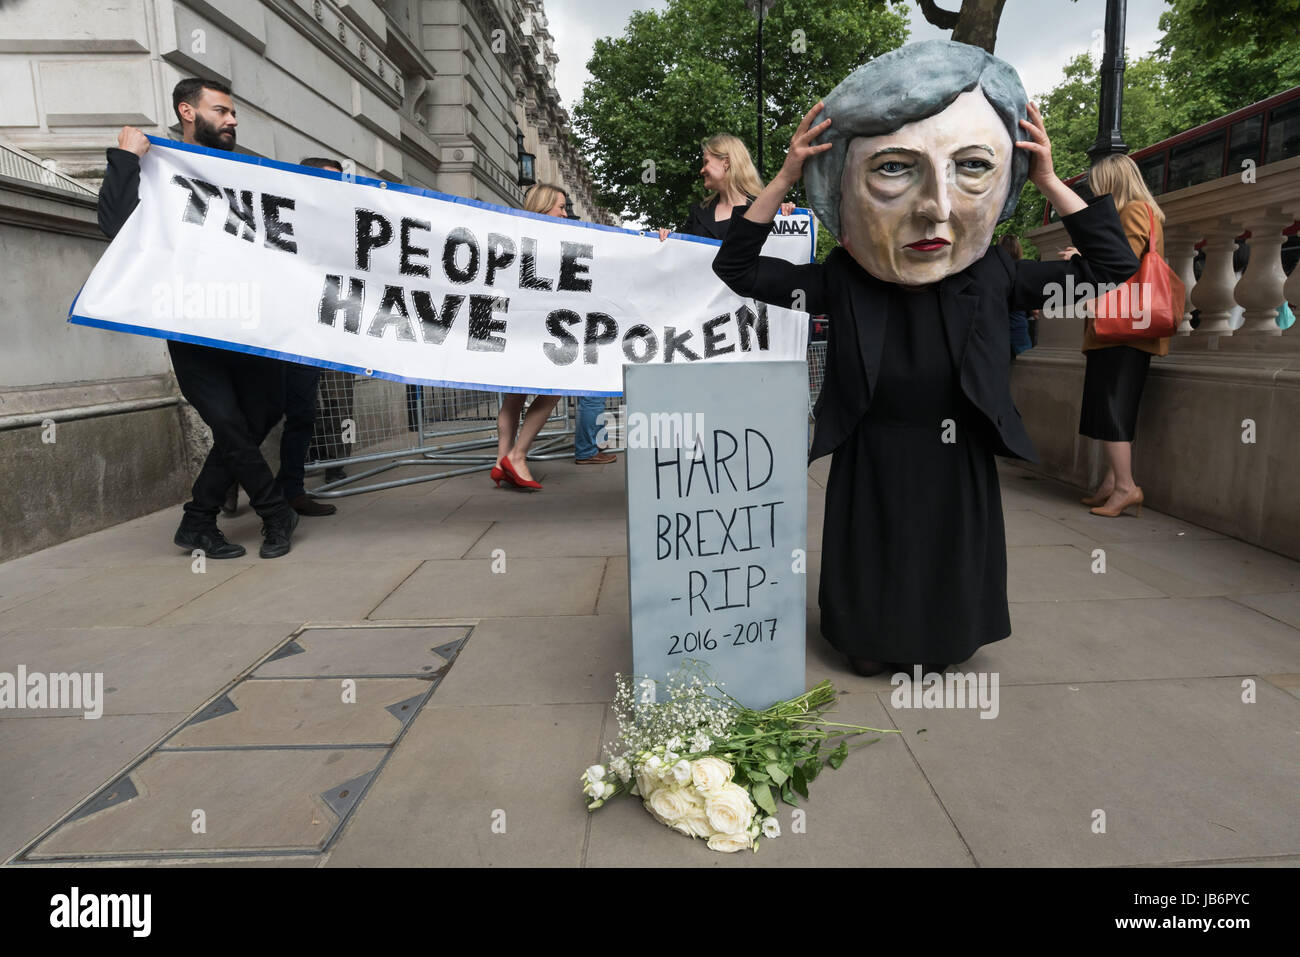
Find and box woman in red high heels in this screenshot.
[491,183,569,490]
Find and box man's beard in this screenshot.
[193,114,236,151]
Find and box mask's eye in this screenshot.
[958,158,994,172]
[874,160,910,175]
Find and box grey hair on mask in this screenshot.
[804,39,1031,239]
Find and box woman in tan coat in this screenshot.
[1073,153,1169,517]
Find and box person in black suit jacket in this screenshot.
[713,40,1140,677]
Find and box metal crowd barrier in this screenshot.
[303,333,827,497]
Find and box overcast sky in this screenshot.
[546,0,1173,112]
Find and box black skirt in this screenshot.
[818,286,1010,666]
[1079,345,1151,442]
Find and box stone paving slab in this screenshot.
[445,490,629,524]
[1049,507,1228,545]
[154,560,421,625]
[887,677,1300,867]
[596,556,629,616]
[280,512,488,563]
[431,615,630,708]
[26,749,385,859]
[1231,591,1300,630]
[1007,545,1166,602]
[0,622,293,716]
[0,565,98,616]
[466,518,628,559]
[2,507,258,569]
[251,625,466,678]
[0,713,188,863]
[368,557,608,619]
[584,694,974,867]
[1100,538,1300,598]
[164,677,433,747]
[0,563,251,629]
[322,703,605,867]
[1003,508,1099,547]
[992,597,1300,683]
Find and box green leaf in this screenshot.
[802,759,821,784]
[765,763,789,786]
[780,780,797,806]
[828,741,849,770]
[748,769,772,784]
[751,782,777,816]
[763,745,780,761]
[792,764,809,798]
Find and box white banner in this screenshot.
[70,138,814,396]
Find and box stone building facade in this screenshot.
[0,0,611,218]
[0,0,614,560]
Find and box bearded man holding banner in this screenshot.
[98,77,299,560]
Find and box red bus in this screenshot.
[1043,85,1300,223]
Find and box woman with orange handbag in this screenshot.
[1072,153,1171,518]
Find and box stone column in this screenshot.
[1164,227,1200,336]
[1190,220,1243,335]
[1234,208,1295,335]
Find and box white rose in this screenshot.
[584,764,606,785]
[671,760,692,785]
[663,750,679,766]
[670,819,694,837]
[646,784,694,824]
[705,782,756,836]
[762,816,781,839]
[635,769,660,799]
[644,755,663,773]
[690,756,734,794]
[684,809,714,838]
[583,779,604,799]
[707,832,753,853]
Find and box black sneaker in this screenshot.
[259,507,299,559]
[174,521,246,559]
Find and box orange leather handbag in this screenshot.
[1091,205,1186,342]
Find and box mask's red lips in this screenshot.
[906,238,951,252]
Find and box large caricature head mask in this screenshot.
[805,40,1030,286]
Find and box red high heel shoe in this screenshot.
[490,464,504,487]
[499,456,541,491]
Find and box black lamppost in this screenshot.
[516,126,536,187]
[1087,0,1129,161]
[745,0,776,177]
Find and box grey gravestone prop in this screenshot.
[624,361,808,709]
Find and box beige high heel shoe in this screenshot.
[1090,487,1143,517]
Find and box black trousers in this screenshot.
[168,341,287,523]
[310,370,356,463]
[276,362,322,499]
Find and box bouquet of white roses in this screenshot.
[580,663,898,852]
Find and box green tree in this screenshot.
[573,0,909,227]
[999,0,1300,258]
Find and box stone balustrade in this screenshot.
[1019,154,1300,560]
[1029,153,1300,349]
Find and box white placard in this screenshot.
[625,361,808,709]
